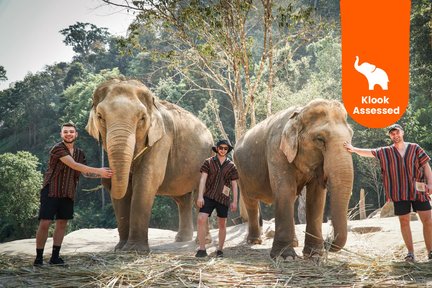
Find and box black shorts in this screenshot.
[199,197,229,218]
[38,185,74,220]
[393,200,432,216]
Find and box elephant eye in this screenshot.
[97,113,104,121]
[314,136,326,149]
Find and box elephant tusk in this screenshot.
[133,146,149,161]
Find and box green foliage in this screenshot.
[0,151,42,241]
[68,202,116,232]
[150,196,179,230]
[0,66,7,81]
[60,22,111,57]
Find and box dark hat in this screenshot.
[387,123,403,134]
[212,139,234,153]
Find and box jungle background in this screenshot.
[0,0,430,243]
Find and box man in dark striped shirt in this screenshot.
[344,124,432,262]
[195,140,239,257]
[34,123,113,267]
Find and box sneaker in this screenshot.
[216,250,223,257]
[404,252,415,263]
[49,257,65,266]
[195,249,207,257]
[428,251,432,260]
[33,257,43,267]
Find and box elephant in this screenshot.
[233,99,354,260]
[354,56,389,90]
[86,79,213,252]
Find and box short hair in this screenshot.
[61,122,77,130]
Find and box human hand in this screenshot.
[196,197,204,208]
[100,167,113,178]
[343,141,354,153]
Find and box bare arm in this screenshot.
[343,141,375,158]
[59,155,113,178]
[424,162,432,191]
[196,172,208,208]
[230,180,238,212]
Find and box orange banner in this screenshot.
[341,0,411,128]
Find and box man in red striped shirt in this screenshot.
[34,123,113,266]
[195,140,239,257]
[344,124,432,262]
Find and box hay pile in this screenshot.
[1,244,432,287]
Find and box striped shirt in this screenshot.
[372,143,430,202]
[200,156,239,206]
[42,142,86,199]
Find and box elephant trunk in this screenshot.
[106,124,136,200]
[354,56,360,71]
[325,152,354,252]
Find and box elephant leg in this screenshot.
[270,181,298,260]
[303,180,326,258]
[243,196,262,244]
[111,180,132,251]
[172,193,194,242]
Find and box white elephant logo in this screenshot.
[354,56,389,90]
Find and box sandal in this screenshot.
[404,252,415,262]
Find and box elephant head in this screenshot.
[86,79,165,199]
[280,100,354,251]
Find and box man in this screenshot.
[196,139,239,257]
[344,124,432,262]
[34,123,113,266]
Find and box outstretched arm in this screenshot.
[59,155,113,178]
[343,141,375,158]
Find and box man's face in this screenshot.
[61,126,78,144]
[217,145,229,156]
[389,129,404,144]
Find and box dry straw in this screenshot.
[1,242,432,287]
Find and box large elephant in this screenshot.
[86,79,213,252]
[234,99,354,259]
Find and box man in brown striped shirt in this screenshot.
[196,140,239,257]
[34,123,113,266]
[344,124,432,262]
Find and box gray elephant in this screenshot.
[234,99,354,259]
[86,79,213,252]
[354,56,389,90]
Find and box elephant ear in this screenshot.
[86,107,100,141]
[148,99,166,147]
[280,108,302,163]
[85,82,112,141]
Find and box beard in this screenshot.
[63,138,76,144]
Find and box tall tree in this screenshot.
[60,22,111,58]
[102,0,279,140]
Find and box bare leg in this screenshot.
[398,214,414,253]
[53,220,68,246]
[417,210,432,253]
[217,217,227,250]
[36,220,51,249]
[197,212,209,250]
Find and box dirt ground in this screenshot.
[1,216,432,287]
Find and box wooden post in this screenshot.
[359,188,366,219]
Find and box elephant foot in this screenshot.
[114,240,127,251]
[302,246,324,259]
[247,236,262,245]
[175,231,193,242]
[120,241,150,254]
[270,240,298,260]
